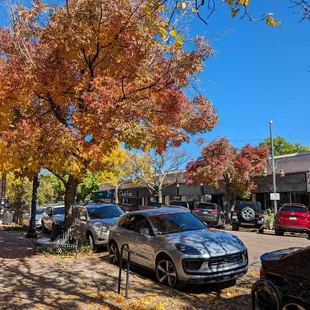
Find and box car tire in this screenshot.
[281,298,308,310]
[42,221,48,233]
[258,226,264,234]
[217,216,226,229]
[156,256,179,289]
[275,227,283,236]
[88,233,98,253]
[109,241,120,265]
[232,223,239,231]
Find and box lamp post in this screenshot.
[1,172,6,206]
[270,120,278,214]
[200,183,204,202]
[176,183,180,197]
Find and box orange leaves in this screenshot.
[185,138,268,199]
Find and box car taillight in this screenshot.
[258,212,263,217]
[260,267,266,279]
[211,210,218,214]
[194,208,200,213]
[233,211,238,215]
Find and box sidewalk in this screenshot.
[0,230,211,310]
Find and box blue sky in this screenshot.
[0,1,309,159]
[185,1,310,157]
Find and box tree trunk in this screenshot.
[158,187,163,203]
[26,173,39,238]
[115,185,119,204]
[64,175,79,229]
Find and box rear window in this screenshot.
[280,206,308,213]
[170,201,187,207]
[147,202,163,207]
[197,203,216,210]
[235,201,261,211]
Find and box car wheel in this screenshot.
[275,227,283,236]
[42,221,48,233]
[241,207,255,221]
[258,226,264,234]
[88,233,98,253]
[281,298,308,310]
[156,257,179,289]
[109,241,120,265]
[232,223,239,231]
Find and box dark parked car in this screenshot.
[231,201,264,233]
[194,203,226,229]
[139,201,166,210]
[117,203,139,213]
[109,209,248,289]
[275,203,310,238]
[74,204,124,252]
[169,200,190,209]
[255,246,310,310]
[41,205,65,232]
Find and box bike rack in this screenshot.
[117,243,131,299]
[251,279,281,310]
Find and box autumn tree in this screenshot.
[131,147,190,203]
[259,136,309,156]
[99,147,135,204]
[0,0,218,227]
[185,137,268,214]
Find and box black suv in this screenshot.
[254,246,310,310]
[231,201,264,233]
[194,203,226,229]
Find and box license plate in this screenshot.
[289,217,297,220]
[232,215,237,219]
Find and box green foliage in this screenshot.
[260,136,309,156]
[76,171,99,202]
[6,173,32,208]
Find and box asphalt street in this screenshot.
[229,230,309,268]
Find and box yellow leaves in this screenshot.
[227,0,234,5]
[158,25,167,40]
[231,8,240,18]
[176,2,186,10]
[169,28,184,48]
[237,0,249,6]
[266,15,282,27]
[192,8,199,13]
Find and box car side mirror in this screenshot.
[80,216,86,221]
[140,228,151,238]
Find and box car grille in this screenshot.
[209,253,243,268]
[183,260,204,271]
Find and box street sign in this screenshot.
[270,193,280,201]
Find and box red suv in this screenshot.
[275,203,310,238]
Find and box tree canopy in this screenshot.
[259,136,310,156]
[185,137,268,208]
[0,0,218,226]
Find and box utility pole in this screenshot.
[269,121,278,214]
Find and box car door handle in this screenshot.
[116,232,121,236]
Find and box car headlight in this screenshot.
[101,226,109,233]
[175,243,201,255]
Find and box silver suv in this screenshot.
[109,209,248,288]
[74,203,124,252]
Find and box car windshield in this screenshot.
[87,205,123,220]
[198,203,216,210]
[280,206,308,213]
[54,207,65,215]
[36,209,44,215]
[149,212,206,235]
[170,201,187,207]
